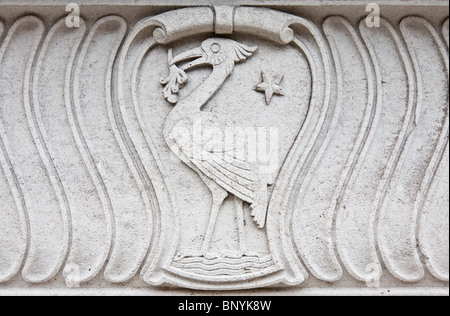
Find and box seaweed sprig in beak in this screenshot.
[160,49,188,104]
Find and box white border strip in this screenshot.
[0,0,448,6]
[0,287,448,296]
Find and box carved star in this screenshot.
[253,71,285,105]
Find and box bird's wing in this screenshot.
[176,138,262,204]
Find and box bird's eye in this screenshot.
[210,43,221,53]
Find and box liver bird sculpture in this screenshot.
[161,38,270,256]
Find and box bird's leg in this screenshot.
[200,177,228,256]
[201,194,227,256]
[234,196,248,256]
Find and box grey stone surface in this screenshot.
[0,0,448,295]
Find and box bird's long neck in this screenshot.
[163,63,233,146]
[169,65,232,119]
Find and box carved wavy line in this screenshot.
[290,26,349,281]
[0,16,70,283]
[375,17,449,282]
[292,15,378,282]
[265,35,319,283]
[0,21,27,283]
[65,26,117,286]
[325,17,379,280]
[114,32,162,281]
[114,29,156,276]
[323,17,380,282]
[62,20,110,284]
[74,16,151,283]
[443,19,449,47]
[402,17,449,282]
[1,18,41,283]
[112,40,161,280]
[417,18,449,281]
[276,39,316,282]
[359,18,419,283]
[0,20,28,282]
[22,17,69,283]
[0,137,28,283]
[25,19,74,283]
[266,16,336,285]
[70,20,121,284]
[401,17,448,281]
[32,18,112,283]
[355,20,396,284]
[71,16,120,283]
[265,17,334,283]
[20,17,65,283]
[116,19,178,282]
[418,142,449,281]
[103,17,154,282]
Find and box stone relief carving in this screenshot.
[0,3,448,293]
[253,71,285,105]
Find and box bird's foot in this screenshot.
[201,252,223,260]
[240,251,261,259]
[175,250,263,261]
[174,250,204,260]
[203,250,262,259]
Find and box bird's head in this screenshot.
[169,38,257,72]
[160,38,257,104]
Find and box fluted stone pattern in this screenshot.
[0,1,448,295]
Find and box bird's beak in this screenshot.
[169,47,207,71]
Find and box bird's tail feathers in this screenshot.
[250,184,268,229]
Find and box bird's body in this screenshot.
[161,38,266,255]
